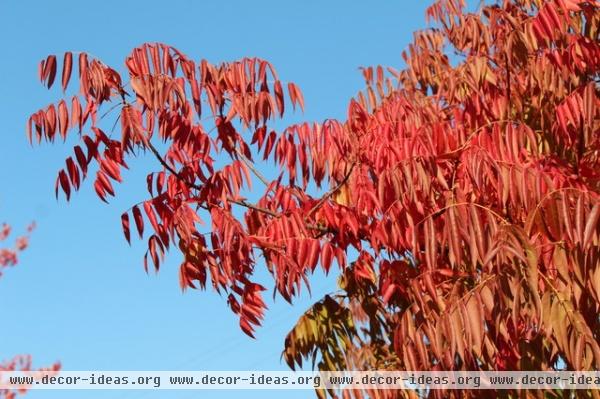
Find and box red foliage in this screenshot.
[0,223,34,277]
[0,222,60,399]
[27,0,600,397]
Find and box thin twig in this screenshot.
[146,141,201,190]
[235,147,270,187]
[307,162,356,218]
[146,140,286,219]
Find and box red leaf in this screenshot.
[307,239,320,271]
[62,52,73,91]
[71,96,82,131]
[38,58,46,82]
[58,100,69,139]
[57,170,71,200]
[121,212,131,244]
[44,104,57,140]
[94,180,107,203]
[41,55,57,88]
[26,115,33,144]
[144,201,159,233]
[321,243,333,273]
[240,317,255,338]
[132,205,144,238]
[382,283,397,304]
[287,82,304,112]
[100,159,122,182]
[156,172,165,193]
[148,235,160,271]
[190,77,201,117]
[146,173,154,195]
[73,145,88,177]
[263,131,277,160]
[273,80,284,117]
[97,171,115,197]
[65,157,80,190]
[335,247,347,269]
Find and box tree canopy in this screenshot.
[27,0,600,397]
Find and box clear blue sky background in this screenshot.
[0,1,429,398]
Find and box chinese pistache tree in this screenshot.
[27,0,599,397]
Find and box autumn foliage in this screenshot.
[1,222,31,399]
[0,223,33,277]
[27,0,600,397]
[1,222,60,399]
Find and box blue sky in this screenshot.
[0,1,429,398]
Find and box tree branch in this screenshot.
[307,162,356,218]
[146,141,202,190]
[146,140,331,234]
[235,147,270,187]
[146,140,284,218]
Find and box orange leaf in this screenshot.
[583,204,599,248]
[58,100,69,139]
